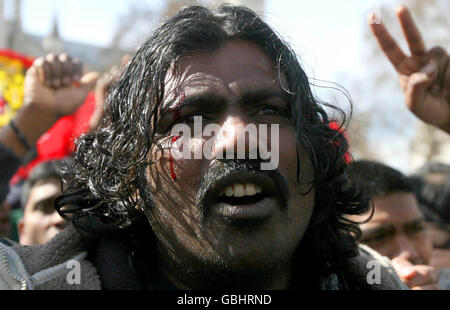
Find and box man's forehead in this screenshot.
[28,179,61,204]
[359,192,423,229]
[174,40,277,72]
[371,192,422,219]
[349,192,423,229]
[163,40,286,108]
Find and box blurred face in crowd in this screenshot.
[426,222,450,270]
[18,178,67,245]
[420,171,450,270]
[359,192,433,265]
[144,40,315,288]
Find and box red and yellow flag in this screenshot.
[0,49,34,127]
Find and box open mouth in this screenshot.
[217,183,268,206]
[200,171,283,221]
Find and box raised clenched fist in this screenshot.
[23,53,99,121]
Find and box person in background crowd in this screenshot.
[0,53,99,242]
[0,4,447,290]
[410,162,450,289]
[0,53,98,204]
[0,199,11,238]
[368,5,449,286]
[0,182,22,240]
[348,160,441,290]
[0,4,414,290]
[18,160,68,246]
[0,52,129,244]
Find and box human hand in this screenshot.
[391,256,441,290]
[23,53,99,121]
[369,6,450,134]
[0,53,99,157]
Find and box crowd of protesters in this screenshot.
[0,4,448,290]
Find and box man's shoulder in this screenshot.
[0,225,101,290]
[345,243,409,290]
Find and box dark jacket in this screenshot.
[0,224,408,290]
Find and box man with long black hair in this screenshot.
[0,4,447,290]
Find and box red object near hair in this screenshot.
[329,121,352,163]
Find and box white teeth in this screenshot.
[245,184,256,196]
[224,186,234,197]
[233,184,245,197]
[221,183,263,197]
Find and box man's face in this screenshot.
[359,192,433,265]
[426,222,450,270]
[143,40,315,285]
[19,178,67,246]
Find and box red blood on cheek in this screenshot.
[169,136,181,180]
[167,91,185,180]
[171,109,181,121]
[169,157,176,180]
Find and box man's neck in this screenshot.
[156,244,293,289]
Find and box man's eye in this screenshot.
[361,228,395,244]
[405,222,425,236]
[36,201,56,214]
[183,114,211,124]
[254,107,283,116]
[362,234,388,244]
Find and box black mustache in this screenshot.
[195,159,290,217]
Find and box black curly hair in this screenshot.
[55,4,371,286]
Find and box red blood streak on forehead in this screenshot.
[168,90,185,122]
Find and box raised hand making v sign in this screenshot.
[369,6,450,134]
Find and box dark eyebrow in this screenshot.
[238,90,289,108]
[403,218,426,230]
[406,217,425,225]
[161,93,226,116]
[361,224,395,238]
[161,89,288,115]
[157,93,226,133]
[33,196,57,212]
[158,89,289,130]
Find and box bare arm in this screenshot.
[0,53,99,158]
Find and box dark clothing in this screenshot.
[0,143,22,203]
[0,223,408,290]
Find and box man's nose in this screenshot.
[392,233,421,264]
[211,115,259,160]
[49,211,66,228]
